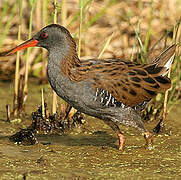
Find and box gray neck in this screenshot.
[46,43,76,103]
[47,46,69,85]
[47,36,70,67]
[46,33,82,104]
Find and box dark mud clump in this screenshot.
[9,128,38,145]
[9,103,84,145]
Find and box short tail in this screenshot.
[151,44,176,76]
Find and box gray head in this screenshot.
[1,24,77,56]
[34,24,76,52]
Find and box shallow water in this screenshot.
[0,80,181,179]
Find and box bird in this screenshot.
[0,24,176,150]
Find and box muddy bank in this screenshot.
[0,80,181,179]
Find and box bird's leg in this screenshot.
[104,120,125,151]
[143,131,154,150]
[117,132,125,151]
[121,107,154,150]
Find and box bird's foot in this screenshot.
[117,133,125,151]
[143,131,154,150]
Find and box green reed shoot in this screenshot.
[143,0,153,54]
[98,33,114,59]
[84,0,114,31]
[0,2,17,48]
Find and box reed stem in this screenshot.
[53,0,57,23]
[78,0,83,58]
[162,25,177,124]
[6,104,11,122]
[61,0,67,26]
[52,0,58,114]
[144,0,153,54]
[24,0,36,104]
[98,33,114,59]
[13,0,23,116]
[162,70,171,124]
[41,89,45,118]
[42,0,48,83]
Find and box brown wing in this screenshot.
[70,59,171,107]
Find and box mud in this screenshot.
[0,80,181,179]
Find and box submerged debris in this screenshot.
[153,119,172,135]
[9,103,84,145]
[9,128,38,145]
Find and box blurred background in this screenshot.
[0,0,181,119]
[0,1,181,179]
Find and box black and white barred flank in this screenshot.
[132,99,150,111]
[94,88,150,111]
[94,88,126,108]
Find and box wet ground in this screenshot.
[0,79,181,179]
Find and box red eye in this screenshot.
[42,32,48,39]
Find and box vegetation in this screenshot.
[0,0,181,121]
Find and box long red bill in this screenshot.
[0,39,38,56]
